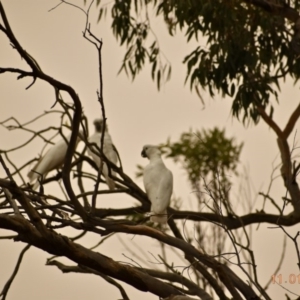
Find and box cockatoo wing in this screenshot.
[87,132,102,166]
[28,137,69,190]
[101,164,116,190]
[143,162,173,224]
[87,132,118,190]
[155,168,173,212]
[103,134,118,163]
[103,134,118,190]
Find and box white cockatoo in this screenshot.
[28,131,82,190]
[141,145,173,224]
[87,119,118,190]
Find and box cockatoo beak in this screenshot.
[141,149,147,158]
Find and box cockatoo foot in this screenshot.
[145,212,153,218]
[59,211,70,220]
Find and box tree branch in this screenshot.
[103,223,260,299]
[0,2,86,220]
[283,103,300,139]
[47,260,130,300]
[0,244,30,300]
[243,0,299,22]
[0,214,185,299]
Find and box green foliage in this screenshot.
[162,127,243,187]
[96,0,171,90]
[92,0,300,123]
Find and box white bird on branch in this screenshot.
[28,131,82,190]
[87,118,118,190]
[141,145,173,224]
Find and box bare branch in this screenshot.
[283,103,300,139]
[47,260,130,300]
[0,244,30,300]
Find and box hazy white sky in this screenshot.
[1,1,300,299]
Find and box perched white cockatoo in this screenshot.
[28,131,82,190]
[141,145,173,224]
[87,118,118,190]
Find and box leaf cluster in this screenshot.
[96,0,171,90]
[162,127,243,187]
[95,0,300,123]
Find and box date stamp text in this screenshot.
[271,274,300,284]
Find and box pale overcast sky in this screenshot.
[1,1,300,299]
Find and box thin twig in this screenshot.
[0,244,31,300]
